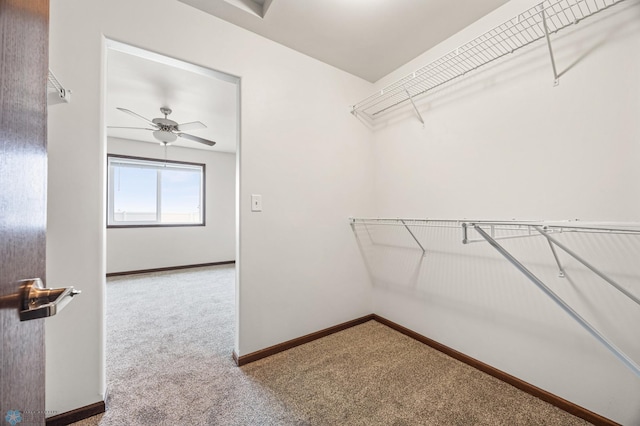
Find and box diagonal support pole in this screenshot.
[540,4,560,86]
[474,224,640,377]
[404,88,425,125]
[401,219,426,256]
[534,226,640,307]
[546,239,566,278]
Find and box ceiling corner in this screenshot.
[262,0,274,17]
[224,0,269,19]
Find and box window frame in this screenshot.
[107,154,206,228]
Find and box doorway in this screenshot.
[103,38,241,380]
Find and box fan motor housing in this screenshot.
[152,117,178,128]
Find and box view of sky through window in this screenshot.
[108,156,204,226]
[161,169,201,215]
[113,167,157,218]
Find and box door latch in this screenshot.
[20,278,81,321]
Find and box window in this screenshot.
[107,155,205,227]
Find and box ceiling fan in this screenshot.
[109,107,216,146]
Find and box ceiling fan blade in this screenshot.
[177,121,206,132]
[107,126,155,130]
[177,133,216,146]
[116,108,158,127]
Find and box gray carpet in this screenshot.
[70,265,590,425]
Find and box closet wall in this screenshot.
[367,0,640,423]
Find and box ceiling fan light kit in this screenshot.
[153,129,178,144]
[109,106,216,147]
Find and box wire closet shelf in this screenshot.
[349,217,640,377]
[48,70,71,103]
[351,0,625,121]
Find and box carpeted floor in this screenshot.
[70,265,590,425]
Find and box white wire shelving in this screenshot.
[351,0,626,123]
[349,217,640,377]
[48,70,71,103]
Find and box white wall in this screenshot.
[47,0,374,416]
[368,0,640,424]
[106,137,235,274]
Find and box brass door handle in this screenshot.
[19,278,81,321]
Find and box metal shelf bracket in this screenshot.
[48,70,71,103]
[533,226,640,307]
[400,219,426,256]
[540,4,560,86]
[546,238,566,277]
[404,87,425,126]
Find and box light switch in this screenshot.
[251,194,262,212]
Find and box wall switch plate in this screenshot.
[251,194,262,212]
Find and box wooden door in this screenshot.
[0,0,49,425]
